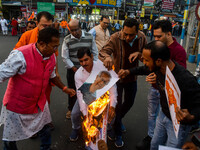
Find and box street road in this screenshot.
[0,34,195,150]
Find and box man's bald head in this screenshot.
[143,40,170,61]
[68,19,81,28]
[68,19,82,39]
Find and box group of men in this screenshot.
[0,10,199,150]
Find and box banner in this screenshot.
[165,66,180,138]
[144,0,154,7]
[37,2,55,15]
[162,0,175,10]
[0,0,2,8]
[66,0,121,7]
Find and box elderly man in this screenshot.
[61,19,98,119]
[89,15,110,51]
[99,17,147,147]
[0,27,75,150]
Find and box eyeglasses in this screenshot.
[46,43,60,51]
[70,28,80,33]
[103,22,109,25]
[124,33,137,37]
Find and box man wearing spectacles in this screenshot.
[14,11,59,132]
[89,15,110,51]
[0,27,75,150]
[99,17,147,148]
[61,19,98,120]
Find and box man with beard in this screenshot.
[118,40,200,150]
[135,20,187,150]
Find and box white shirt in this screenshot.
[75,61,117,116]
[0,19,8,29]
[143,23,148,30]
[0,49,56,83]
[61,30,99,69]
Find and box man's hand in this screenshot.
[118,69,130,79]
[103,56,113,70]
[176,108,195,123]
[63,87,76,97]
[182,142,198,150]
[56,73,61,81]
[98,140,108,150]
[108,106,115,123]
[146,72,156,84]
[129,52,141,63]
[72,66,78,73]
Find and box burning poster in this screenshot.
[165,66,181,138]
[79,60,119,150]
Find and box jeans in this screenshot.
[3,124,51,150]
[62,28,66,36]
[148,86,160,138]
[114,81,137,136]
[150,110,192,150]
[71,100,82,130]
[67,69,77,111]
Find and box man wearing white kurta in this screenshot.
[0,16,8,36]
[0,27,75,150]
[69,47,117,142]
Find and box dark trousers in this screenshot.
[3,124,51,150]
[114,81,137,136]
[67,69,77,111]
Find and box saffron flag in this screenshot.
[28,11,34,21]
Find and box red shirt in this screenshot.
[168,37,187,69]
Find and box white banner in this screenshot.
[165,66,181,138]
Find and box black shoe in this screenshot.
[136,135,152,150]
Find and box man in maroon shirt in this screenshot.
[136,20,187,150]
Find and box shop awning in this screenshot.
[2,1,22,6]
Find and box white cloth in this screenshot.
[143,23,148,30]
[0,102,51,141]
[17,19,22,27]
[0,47,56,141]
[75,61,117,116]
[0,19,8,32]
[61,30,98,69]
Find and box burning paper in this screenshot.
[79,60,119,150]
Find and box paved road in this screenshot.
[0,34,196,150]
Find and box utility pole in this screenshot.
[180,0,190,46]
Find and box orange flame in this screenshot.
[83,91,110,146]
[112,65,115,71]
